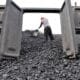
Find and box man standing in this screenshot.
[38,17,54,41]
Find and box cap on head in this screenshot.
[41,17,44,20]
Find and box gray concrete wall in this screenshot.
[74,9,80,28]
[60,4,69,51]
[0,11,4,23]
[1,0,23,56]
[0,7,5,27]
[0,6,5,53]
[73,9,80,51]
[60,0,77,56]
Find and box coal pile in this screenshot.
[0,30,80,80]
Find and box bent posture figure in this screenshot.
[38,17,54,41]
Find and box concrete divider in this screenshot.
[60,0,80,58]
[0,0,23,57]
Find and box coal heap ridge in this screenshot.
[0,30,80,80]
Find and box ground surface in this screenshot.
[0,31,80,80]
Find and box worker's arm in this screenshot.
[38,22,43,29]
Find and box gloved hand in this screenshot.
[35,29,39,32]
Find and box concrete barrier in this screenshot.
[60,0,80,58]
[0,0,23,57]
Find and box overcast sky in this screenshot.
[0,0,80,34]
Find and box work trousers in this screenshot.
[44,26,54,41]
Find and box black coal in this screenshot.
[0,30,80,80]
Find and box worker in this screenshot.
[38,17,54,42]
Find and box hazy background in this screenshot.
[0,0,80,34]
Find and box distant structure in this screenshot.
[0,5,5,32]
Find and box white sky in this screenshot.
[0,0,80,34]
